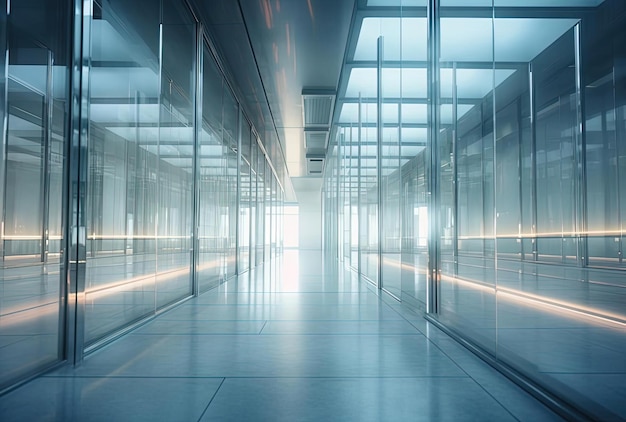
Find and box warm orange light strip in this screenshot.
[458,229,624,240]
[497,290,626,329]
[439,274,626,328]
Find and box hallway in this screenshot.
[0,251,560,421]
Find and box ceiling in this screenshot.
[194,0,355,193]
[193,0,603,199]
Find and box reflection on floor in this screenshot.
[0,250,561,421]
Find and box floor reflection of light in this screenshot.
[282,250,299,292]
[439,274,626,328]
[86,260,220,300]
[0,302,60,327]
[497,288,626,328]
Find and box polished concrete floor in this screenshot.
[0,250,561,421]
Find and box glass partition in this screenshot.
[326,0,626,418]
[255,152,265,265]
[0,0,70,390]
[249,136,258,267]
[84,0,161,344]
[223,86,238,278]
[237,118,251,273]
[156,0,195,309]
[437,5,498,354]
[197,42,225,293]
[83,0,197,343]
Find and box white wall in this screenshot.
[291,178,322,250]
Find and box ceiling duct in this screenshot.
[302,89,335,177]
[302,89,335,128]
[306,155,325,175]
[304,129,329,151]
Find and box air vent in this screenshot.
[302,89,335,128]
[304,130,328,150]
[306,156,325,175]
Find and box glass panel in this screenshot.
[255,152,265,265]
[436,9,497,355]
[379,7,405,299]
[0,0,69,389]
[84,0,196,342]
[265,160,271,263]
[249,135,257,267]
[238,118,251,273]
[156,0,195,308]
[492,3,626,419]
[223,88,238,278]
[84,0,161,344]
[197,44,224,293]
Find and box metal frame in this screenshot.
[0,0,8,267]
[376,35,384,290]
[573,22,588,269]
[191,22,203,297]
[65,0,92,366]
[426,0,440,313]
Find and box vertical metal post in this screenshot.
[235,106,241,274]
[613,64,624,264]
[40,50,54,263]
[573,23,587,268]
[192,23,203,296]
[66,0,92,365]
[337,130,342,261]
[377,36,384,290]
[357,94,362,274]
[517,96,524,260]
[1,0,8,265]
[426,0,440,314]
[452,62,459,274]
[529,63,538,261]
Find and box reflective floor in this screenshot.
[0,250,560,421]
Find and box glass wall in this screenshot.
[197,40,228,293]
[83,0,196,345]
[238,117,251,273]
[325,0,626,419]
[332,1,429,302]
[0,0,287,393]
[223,86,239,279]
[0,0,70,391]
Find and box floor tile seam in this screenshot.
[37,375,473,380]
[40,375,228,379]
[130,333,272,336]
[73,332,426,336]
[414,326,552,420]
[148,318,409,322]
[459,370,529,422]
[177,375,474,380]
[256,333,425,336]
[196,378,225,422]
[365,294,427,335]
[182,303,388,307]
[205,291,372,294]
[125,332,427,337]
[541,371,626,375]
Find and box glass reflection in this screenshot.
[327,0,626,418]
[0,0,69,390]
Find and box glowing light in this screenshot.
[261,0,273,29]
[439,274,626,328]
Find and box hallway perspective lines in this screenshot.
[0,251,561,421]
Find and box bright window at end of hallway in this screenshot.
[284,205,299,248]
